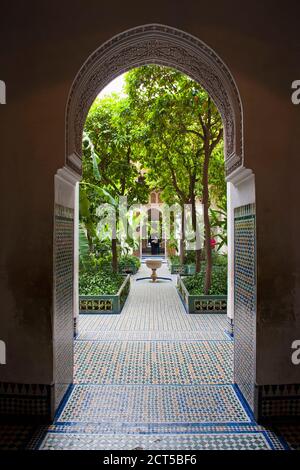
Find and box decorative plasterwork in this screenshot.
[66,24,243,177]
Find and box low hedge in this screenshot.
[82,254,141,275]
[79,271,125,296]
[118,254,141,273]
[182,266,227,296]
[169,252,227,267]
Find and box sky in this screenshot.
[98,74,126,99]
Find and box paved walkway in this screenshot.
[77,263,229,341]
[31,262,291,449]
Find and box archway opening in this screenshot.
[77,63,227,303]
[73,65,233,433]
[53,26,257,442]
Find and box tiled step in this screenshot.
[36,428,286,450]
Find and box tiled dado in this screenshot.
[0,204,75,423]
[53,204,74,414]
[234,204,256,412]
[256,384,300,422]
[234,205,299,422]
[0,383,53,423]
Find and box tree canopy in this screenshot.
[124,65,225,206]
[81,65,226,287]
[124,66,224,279]
[83,95,149,204]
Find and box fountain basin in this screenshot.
[145,259,162,282]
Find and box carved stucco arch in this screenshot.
[66,24,244,178]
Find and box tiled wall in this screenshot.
[0,204,75,422]
[53,204,74,414]
[0,383,52,422]
[234,204,256,411]
[256,384,300,421]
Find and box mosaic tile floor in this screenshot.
[56,384,250,424]
[272,424,300,451]
[38,431,281,450]
[21,263,295,450]
[0,425,37,450]
[74,340,233,385]
[77,264,230,342]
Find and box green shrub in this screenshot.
[169,254,180,264]
[170,251,227,267]
[170,251,195,265]
[118,254,141,273]
[185,251,197,264]
[182,266,227,296]
[79,271,125,296]
[212,252,227,266]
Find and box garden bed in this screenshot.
[118,254,141,275]
[168,253,227,276]
[96,255,141,275]
[119,266,139,275]
[79,274,130,314]
[167,260,195,275]
[177,268,227,314]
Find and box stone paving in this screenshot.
[77,262,229,341]
[0,261,297,450]
[28,262,291,449]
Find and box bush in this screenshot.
[185,251,197,264]
[79,271,125,296]
[182,266,227,296]
[118,254,141,273]
[170,251,227,267]
[170,252,195,265]
[212,252,227,266]
[169,254,180,264]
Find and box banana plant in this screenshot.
[81,132,120,272]
[209,201,227,251]
[81,182,120,272]
[82,131,100,180]
[79,223,91,271]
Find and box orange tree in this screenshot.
[125,65,225,292]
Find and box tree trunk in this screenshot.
[203,143,212,294]
[87,231,94,254]
[179,206,185,265]
[112,238,118,273]
[191,193,201,273]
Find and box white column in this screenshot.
[73,182,79,336]
[227,182,235,321]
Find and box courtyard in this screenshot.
[1,8,300,458]
[19,262,292,450]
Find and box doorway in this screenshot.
[53,24,256,427]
